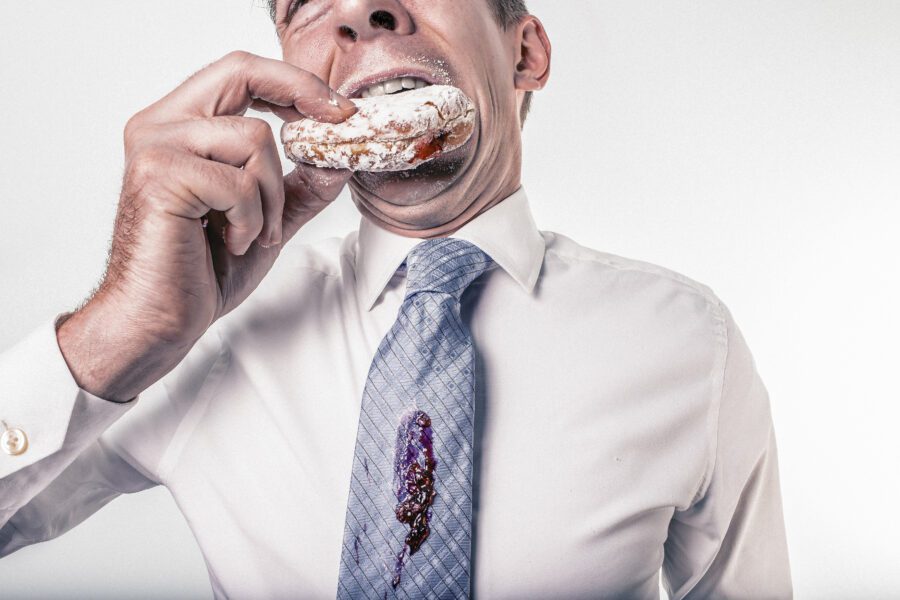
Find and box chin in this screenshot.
[349,120,480,208]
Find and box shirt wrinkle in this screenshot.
[0,184,791,599]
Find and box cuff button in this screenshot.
[1,427,28,456]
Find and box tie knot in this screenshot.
[403,238,494,301]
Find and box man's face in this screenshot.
[274,0,532,237]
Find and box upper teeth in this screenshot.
[361,77,429,98]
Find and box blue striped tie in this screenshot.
[337,238,494,599]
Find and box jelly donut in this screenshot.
[280,85,476,172]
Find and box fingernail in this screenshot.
[257,225,282,248]
[257,237,280,249]
[227,229,248,255]
[330,89,357,112]
[274,222,283,245]
[296,96,356,123]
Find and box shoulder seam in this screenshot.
[545,239,728,508]
[544,245,719,306]
[691,296,729,507]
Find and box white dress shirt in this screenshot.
[0,186,792,599]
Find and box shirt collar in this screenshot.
[356,185,546,311]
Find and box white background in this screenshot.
[2,1,898,598]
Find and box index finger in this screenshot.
[138,51,357,125]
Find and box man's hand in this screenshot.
[57,51,357,402]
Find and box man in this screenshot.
[0,0,792,597]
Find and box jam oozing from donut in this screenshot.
[391,409,437,587]
[413,130,451,163]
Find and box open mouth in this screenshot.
[345,72,439,99]
[360,76,431,98]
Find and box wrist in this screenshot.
[56,292,196,403]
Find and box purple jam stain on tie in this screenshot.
[391,409,437,588]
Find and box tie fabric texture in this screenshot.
[336,238,494,599]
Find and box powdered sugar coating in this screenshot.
[280,85,476,172]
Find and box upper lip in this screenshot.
[340,69,448,99]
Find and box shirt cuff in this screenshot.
[0,313,137,478]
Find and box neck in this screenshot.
[350,160,522,239]
[353,182,519,239]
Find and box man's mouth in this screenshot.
[343,71,442,99]
[360,76,429,98]
[340,65,474,197]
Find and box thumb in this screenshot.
[280,164,352,243]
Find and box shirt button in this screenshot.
[1,427,28,456]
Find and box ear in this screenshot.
[513,15,552,92]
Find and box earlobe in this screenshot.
[513,16,552,92]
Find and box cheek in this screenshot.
[282,32,335,80]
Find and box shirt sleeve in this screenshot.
[661,301,793,599]
[0,312,225,557]
[0,313,150,555]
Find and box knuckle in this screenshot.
[123,112,146,148]
[223,49,250,62]
[128,146,169,186]
[222,50,252,72]
[244,117,272,147]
